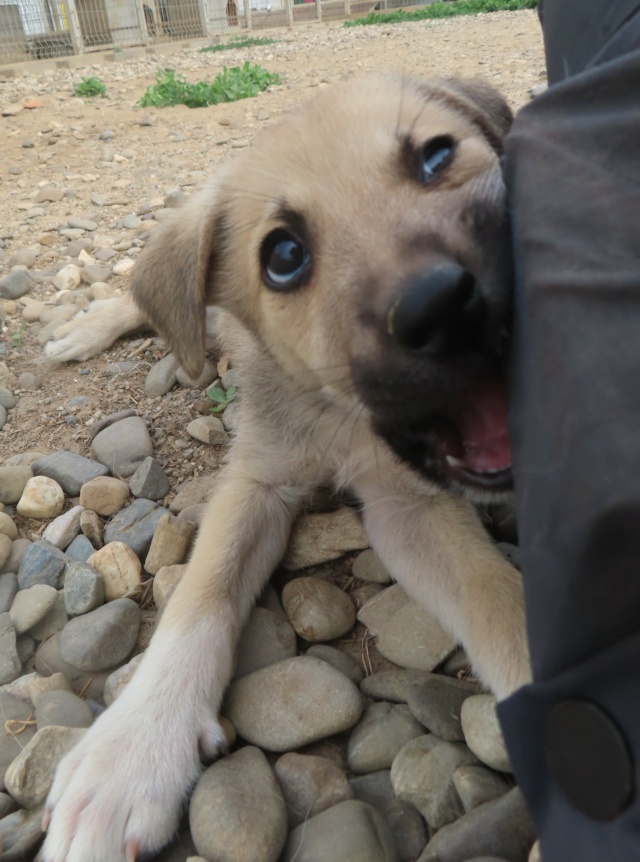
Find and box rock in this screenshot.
[65,534,95,563]
[0,391,16,412]
[79,475,129,515]
[275,752,354,828]
[186,416,229,446]
[169,477,216,513]
[0,692,38,789]
[144,514,195,574]
[28,591,68,641]
[0,466,32,505]
[190,746,287,862]
[152,564,185,609]
[359,586,456,672]
[129,457,171,500]
[417,788,535,862]
[352,549,393,584]
[9,584,57,635]
[1,539,30,576]
[144,354,179,397]
[461,695,512,772]
[0,574,18,614]
[27,672,72,701]
[92,416,153,477]
[32,451,107,496]
[306,644,364,684]
[0,535,11,571]
[16,476,64,519]
[0,513,18,541]
[68,218,97,232]
[234,607,297,678]
[17,541,67,589]
[7,248,38,268]
[36,184,65,202]
[406,674,479,742]
[34,632,109,699]
[284,507,368,569]
[224,656,363,751]
[41,505,84,550]
[0,792,17,819]
[282,576,356,642]
[59,598,140,672]
[0,806,44,860]
[391,735,478,829]
[453,763,512,812]
[112,258,135,276]
[4,725,86,808]
[79,509,103,548]
[282,799,398,862]
[351,769,427,862]
[52,264,82,291]
[87,542,142,601]
[0,270,33,300]
[360,669,429,703]
[16,372,41,391]
[34,689,93,729]
[176,359,217,389]
[103,499,167,557]
[63,561,105,616]
[348,702,424,775]
[102,652,144,706]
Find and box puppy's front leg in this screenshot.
[355,481,531,700]
[40,461,306,862]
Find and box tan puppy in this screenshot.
[41,74,530,862]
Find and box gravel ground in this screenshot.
[0,11,544,862]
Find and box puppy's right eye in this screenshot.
[261,229,311,292]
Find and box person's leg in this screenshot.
[499,3,640,860]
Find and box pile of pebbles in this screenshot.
[0,400,538,862]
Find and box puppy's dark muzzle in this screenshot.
[387,264,488,357]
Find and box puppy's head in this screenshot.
[132,74,514,496]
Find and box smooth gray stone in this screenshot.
[65,535,95,563]
[0,270,33,299]
[128,457,171,501]
[63,562,104,616]
[103,499,167,557]
[0,574,18,613]
[92,416,153,477]
[32,451,107,497]
[406,674,480,742]
[17,541,68,589]
[59,598,140,672]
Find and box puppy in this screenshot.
[41,74,530,862]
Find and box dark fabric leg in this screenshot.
[499,4,640,861]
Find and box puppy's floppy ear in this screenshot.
[130,180,223,379]
[430,78,513,151]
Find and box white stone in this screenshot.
[16,477,65,520]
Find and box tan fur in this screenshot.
[41,74,530,862]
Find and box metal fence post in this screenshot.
[315,0,322,21]
[284,0,294,28]
[64,0,84,54]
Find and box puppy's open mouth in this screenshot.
[433,380,512,490]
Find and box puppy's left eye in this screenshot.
[261,229,311,292]
[421,136,455,183]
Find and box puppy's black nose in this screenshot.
[388,264,485,356]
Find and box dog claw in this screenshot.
[126,838,139,862]
[41,806,52,831]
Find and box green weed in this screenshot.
[199,37,277,53]
[74,76,107,97]
[345,0,537,27]
[207,385,237,413]
[137,62,280,109]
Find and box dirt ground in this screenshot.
[0,10,545,488]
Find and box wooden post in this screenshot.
[244,0,252,31]
[315,0,321,21]
[284,0,294,28]
[343,0,350,18]
[64,0,83,54]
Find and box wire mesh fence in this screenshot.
[0,0,407,65]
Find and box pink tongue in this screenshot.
[459,383,511,473]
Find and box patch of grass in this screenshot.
[199,37,277,53]
[74,76,107,97]
[207,384,237,413]
[345,0,537,27]
[137,62,280,109]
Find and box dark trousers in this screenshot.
[499,1,640,859]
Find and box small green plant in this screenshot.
[345,0,537,26]
[11,320,26,347]
[74,76,107,97]
[199,37,277,53]
[137,62,279,109]
[207,384,237,413]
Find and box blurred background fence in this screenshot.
[0,0,414,65]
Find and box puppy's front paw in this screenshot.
[44,300,126,362]
[39,695,226,862]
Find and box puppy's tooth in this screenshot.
[445,455,465,468]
